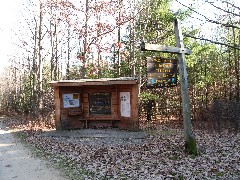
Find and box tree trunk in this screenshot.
[31,17,38,118]
[66,25,70,79]
[82,0,88,78]
[38,1,43,121]
[232,27,239,101]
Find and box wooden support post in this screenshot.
[54,86,62,130]
[131,83,140,130]
[174,19,197,155]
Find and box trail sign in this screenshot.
[146,57,178,88]
[140,19,197,155]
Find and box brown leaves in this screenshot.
[22,128,239,179]
[3,116,239,180]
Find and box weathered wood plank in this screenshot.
[83,93,88,98]
[141,42,191,55]
[131,84,139,130]
[86,117,114,120]
[50,79,138,87]
[54,86,62,130]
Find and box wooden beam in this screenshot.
[131,84,139,130]
[141,41,192,55]
[54,86,62,130]
[50,80,138,87]
[174,19,197,155]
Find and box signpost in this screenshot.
[141,19,197,155]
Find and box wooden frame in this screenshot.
[50,78,139,130]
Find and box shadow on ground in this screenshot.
[40,128,147,139]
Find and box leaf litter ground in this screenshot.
[2,117,240,179]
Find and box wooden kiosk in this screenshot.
[50,77,139,131]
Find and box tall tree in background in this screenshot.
[0,0,134,118]
[38,0,43,120]
[133,0,177,88]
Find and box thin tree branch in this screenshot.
[184,33,240,50]
[175,0,240,30]
[205,0,240,18]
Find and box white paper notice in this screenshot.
[120,92,131,117]
[63,93,80,108]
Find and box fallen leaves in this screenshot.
[19,129,239,179]
[2,117,239,179]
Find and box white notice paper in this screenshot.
[120,92,130,117]
[63,93,80,108]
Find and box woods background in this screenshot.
[0,0,239,133]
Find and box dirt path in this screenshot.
[0,122,67,180]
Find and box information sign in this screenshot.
[89,93,111,115]
[146,56,178,88]
[63,93,80,108]
[120,92,131,117]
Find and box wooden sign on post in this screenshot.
[146,56,178,88]
[141,19,197,155]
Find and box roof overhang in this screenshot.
[50,77,139,87]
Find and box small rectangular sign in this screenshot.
[120,92,131,117]
[146,57,178,88]
[63,93,80,108]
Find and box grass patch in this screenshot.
[185,135,198,157]
[216,172,225,177]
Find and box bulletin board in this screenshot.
[89,93,111,115]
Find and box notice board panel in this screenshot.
[63,93,80,108]
[89,93,111,115]
[120,92,131,117]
